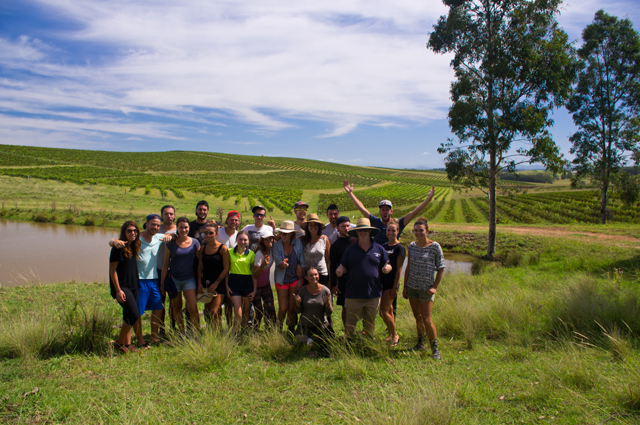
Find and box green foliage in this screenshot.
[429,0,580,257]
[568,10,640,224]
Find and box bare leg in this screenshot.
[379,290,397,343]
[408,298,426,336]
[116,322,133,346]
[150,309,162,342]
[276,288,289,329]
[230,296,243,330]
[241,297,251,328]
[183,289,199,332]
[287,288,298,328]
[420,300,436,341]
[133,317,146,345]
[172,293,185,333]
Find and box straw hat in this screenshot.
[347,218,380,237]
[277,220,297,233]
[301,213,326,230]
[197,291,217,304]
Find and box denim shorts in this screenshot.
[172,277,197,292]
[407,286,435,302]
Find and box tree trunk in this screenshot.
[601,178,609,224]
[487,150,497,259]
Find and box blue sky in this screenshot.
[1,0,638,169]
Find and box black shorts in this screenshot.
[228,274,253,297]
[381,280,396,292]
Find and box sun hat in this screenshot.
[347,218,380,237]
[294,201,309,209]
[379,200,393,208]
[197,291,216,304]
[277,220,297,233]
[259,226,275,239]
[301,213,326,230]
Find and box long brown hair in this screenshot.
[118,220,141,259]
[301,223,323,246]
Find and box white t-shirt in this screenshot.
[293,222,305,239]
[322,222,355,245]
[217,227,237,249]
[241,224,272,248]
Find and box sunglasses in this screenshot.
[204,231,216,235]
[294,208,307,212]
[254,213,266,218]
[126,229,138,234]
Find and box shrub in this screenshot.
[63,213,75,224]
[0,310,62,360]
[84,216,95,226]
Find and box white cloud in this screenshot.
[422,151,429,155]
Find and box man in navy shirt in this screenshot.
[342,180,435,245]
[336,218,391,338]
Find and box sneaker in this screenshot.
[432,348,441,360]
[409,335,427,351]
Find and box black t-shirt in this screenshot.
[380,242,406,289]
[109,246,140,299]
[329,236,356,290]
[188,220,208,245]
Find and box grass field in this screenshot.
[1,228,639,424]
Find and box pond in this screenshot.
[0,220,475,287]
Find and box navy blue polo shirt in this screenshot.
[369,214,406,245]
[340,241,389,299]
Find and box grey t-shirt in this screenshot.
[296,285,333,330]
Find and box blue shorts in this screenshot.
[137,279,163,315]
[173,276,197,292]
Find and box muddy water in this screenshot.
[0,220,475,287]
[0,219,117,286]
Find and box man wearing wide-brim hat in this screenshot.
[336,218,391,338]
[342,180,435,245]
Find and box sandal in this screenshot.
[126,344,140,353]
[137,342,151,350]
[113,342,128,354]
[390,335,400,348]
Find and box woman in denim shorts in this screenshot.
[402,217,445,360]
[161,216,200,333]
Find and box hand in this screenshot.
[388,287,398,300]
[208,285,218,294]
[336,269,343,277]
[331,285,339,295]
[343,179,353,194]
[248,291,256,301]
[402,286,408,300]
[382,263,392,274]
[268,216,276,229]
[116,290,126,303]
[320,234,328,240]
[162,234,173,243]
[264,255,270,265]
[323,294,331,307]
[197,285,203,294]
[278,260,288,270]
[113,239,125,249]
[294,294,302,305]
[427,287,437,296]
[427,185,435,202]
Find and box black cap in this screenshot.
[294,201,309,209]
[252,205,266,213]
[336,216,350,226]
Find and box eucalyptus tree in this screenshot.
[568,10,640,224]
[429,0,579,258]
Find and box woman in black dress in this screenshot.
[109,220,142,353]
[196,221,230,329]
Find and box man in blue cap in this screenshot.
[342,180,435,245]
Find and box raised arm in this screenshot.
[343,179,371,217]
[402,185,435,225]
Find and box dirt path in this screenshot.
[434,223,640,246]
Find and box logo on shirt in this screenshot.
[374,253,381,258]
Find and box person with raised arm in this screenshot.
[251,227,276,329]
[196,221,230,329]
[342,180,435,245]
[109,221,142,354]
[402,217,445,360]
[241,205,277,251]
[272,220,306,333]
[336,218,391,339]
[226,231,256,330]
[161,217,200,334]
[380,218,405,347]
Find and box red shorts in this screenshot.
[275,280,298,290]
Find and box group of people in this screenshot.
[108,180,445,359]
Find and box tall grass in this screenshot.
[0,309,61,360]
[169,328,238,370]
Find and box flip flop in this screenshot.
[137,342,151,350]
[390,335,400,348]
[113,342,128,354]
[126,344,140,353]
